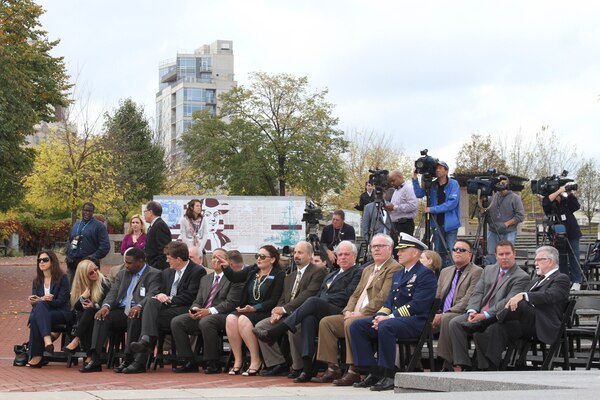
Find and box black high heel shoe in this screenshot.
[242,366,261,376]
[62,346,79,355]
[43,344,54,357]
[228,366,242,375]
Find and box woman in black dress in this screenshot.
[222,245,285,376]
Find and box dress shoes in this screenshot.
[204,364,222,374]
[370,376,395,391]
[260,363,289,376]
[333,371,362,386]
[113,359,131,373]
[123,361,146,374]
[173,361,199,373]
[287,368,302,379]
[293,371,312,383]
[311,368,342,383]
[130,338,151,354]
[353,373,380,388]
[43,344,54,357]
[252,327,275,345]
[80,362,102,373]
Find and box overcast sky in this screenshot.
[37,0,600,173]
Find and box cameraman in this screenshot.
[320,210,356,264]
[542,184,582,291]
[413,161,460,267]
[484,176,525,265]
[385,171,418,237]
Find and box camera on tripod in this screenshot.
[302,201,323,226]
[531,170,577,197]
[414,149,439,181]
[368,168,389,198]
[466,168,505,196]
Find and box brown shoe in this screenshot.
[311,368,342,383]
[333,371,361,386]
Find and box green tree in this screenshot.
[101,99,167,224]
[454,134,508,174]
[182,72,348,199]
[0,0,71,211]
[576,159,600,227]
[24,121,107,223]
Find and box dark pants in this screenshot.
[28,302,72,357]
[90,308,141,356]
[171,313,227,361]
[139,297,189,338]
[283,297,342,360]
[74,307,98,354]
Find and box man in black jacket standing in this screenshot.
[144,200,172,270]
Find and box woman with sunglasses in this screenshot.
[119,214,147,255]
[63,259,110,362]
[221,245,285,376]
[25,250,73,368]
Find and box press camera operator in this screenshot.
[385,171,418,236]
[484,176,525,265]
[413,161,460,268]
[542,184,583,291]
[320,210,356,264]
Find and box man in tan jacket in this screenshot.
[313,233,402,385]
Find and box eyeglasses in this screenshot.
[452,248,471,253]
[534,257,550,263]
[37,257,50,263]
[371,244,390,249]
[255,253,269,260]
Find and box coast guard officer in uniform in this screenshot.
[349,233,437,391]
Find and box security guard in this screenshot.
[349,233,437,391]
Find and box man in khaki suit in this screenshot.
[313,234,402,385]
[433,239,482,370]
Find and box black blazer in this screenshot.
[31,274,73,321]
[223,264,285,313]
[527,271,571,344]
[103,265,162,310]
[317,265,364,309]
[145,217,171,270]
[73,279,111,311]
[159,262,206,307]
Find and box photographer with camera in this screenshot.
[484,176,525,265]
[385,171,418,237]
[413,161,461,268]
[542,184,583,291]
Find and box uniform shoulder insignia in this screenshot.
[408,274,417,284]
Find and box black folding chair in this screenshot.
[397,298,441,372]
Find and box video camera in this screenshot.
[531,170,577,197]
[414,149,438,181]
[466,168,507,196]
[302,201,323,226]
[368,169,389,190]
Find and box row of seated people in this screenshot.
[23,234,569,392]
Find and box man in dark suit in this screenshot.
[170,248,244,373]
[349,233,438,391]
[80,248,161,373]
[448,240,530,370]
[477,245,570,369]
[127,241,205,373]
[144,200,171,270]
[434,239,483,370]
[316,233,402,386]
[252,241,326,377]
[255,240,363,382]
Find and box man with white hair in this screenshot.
[477,245,570,370]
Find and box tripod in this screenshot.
[471,190,492,266]
[305,223,334,272]
[363,189,394,263]
[414,186,452,265]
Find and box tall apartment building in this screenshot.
[155,40,236,162]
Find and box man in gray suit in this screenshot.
[80,248,161,372]
[170,248,243,373]
[434,239,482,370]
[448,240,530,370]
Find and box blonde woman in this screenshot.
[420,250,442,274]
[63,260,110,359]
[120,214,147,255]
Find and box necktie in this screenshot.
[354,267,379,312]
[530,275,546,291]
[170,270,182,298]
[204,275,221,308]
[482,270,506,311]
[290,271,302,300]
[124,273,140,314]
[443,268,462,312]
[326,271,339,289]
